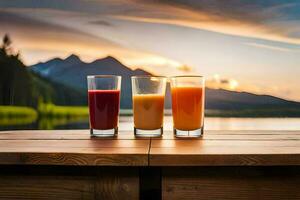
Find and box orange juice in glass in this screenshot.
[132,76,167,137]
[170,76,205,137]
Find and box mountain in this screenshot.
[30,55,300,116]
[205,88,300,110]
[30,54,151,108]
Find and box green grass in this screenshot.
[0,106,37,118]
[0,105,89,127]
[38,116,88,130]
[2,105,300,121]
[38,103,89,117]
[0,106,38,126]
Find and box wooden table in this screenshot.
[0,130,299,199]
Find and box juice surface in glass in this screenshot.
[133,94,164,130]
[88,90,120,130]
[171,87,204,130]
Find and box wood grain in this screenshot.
[0,130,300,199]
[2,130,300,140]
[150,131,300,166]
[1,130,300,166]
[162,167,300,200]
[0,152,148,166]
[0,130,148,140]
[0,166,139,200]
[0,132,150,166]
[0,139,149,148]
[95,168,139,200]
[155,130,300,140]
[0,175,95,200]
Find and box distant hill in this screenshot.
[30,54,300,116]
[205,88,300,110]
[0,34,86,108]
[31,54,150,108]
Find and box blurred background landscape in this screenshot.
[1,0,300,130]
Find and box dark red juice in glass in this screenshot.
[88,90,120,130]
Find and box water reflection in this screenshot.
[37,117,88,130]
[0,116,88,130]
[1,115,300,131]
[0,115,37,127]
[118,116,300,131]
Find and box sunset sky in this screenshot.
[0,0,300,101]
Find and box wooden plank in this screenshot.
[0,139,149,148]
[2,130,300,140]
[151,154,300,166]
[0,130,148,140]
[203,130,300,135]
[157,132,300,140]
[0,152,148,166]
[95,168,139,200]
[0,175,95,200]
[151,140,300,147]
[0,149,149,166]
[1,130,300,166]
[0,139,150,166]
[150,140,300,166]
[0,131,150,166]
[162,167,300,200]
[0,166,139,200]
[154,131,300,140]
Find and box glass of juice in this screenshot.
[170,76,205,137]
[87,75,121,137]
[132,76,167,137]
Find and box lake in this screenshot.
[120,116,300,131]
[1,116,300,131]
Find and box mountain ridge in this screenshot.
[29,54,300,114]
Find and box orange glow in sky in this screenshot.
[0,0,299,101]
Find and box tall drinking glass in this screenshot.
[87,75,121,137]
[132,76,167,137]
[170,76,205,137]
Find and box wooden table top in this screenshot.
[0,130,299,166]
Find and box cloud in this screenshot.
[177,65,192,72]
[244,42,293,52]
[1,0,300,45]
[88,20,112,26]
[112,0,300,45]
[0,11,138,62]
[0,9,182,72]
[1,0,300,102]
[206,74,239,91]
[0,10,111,42]
[142,0,270,23]
[0,10,126,59]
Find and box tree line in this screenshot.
[0,34,86,108]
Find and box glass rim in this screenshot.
[170,75,204,78]
[87,75,121,79]
[131,75,167,79]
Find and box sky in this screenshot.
[0,0,300,101]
